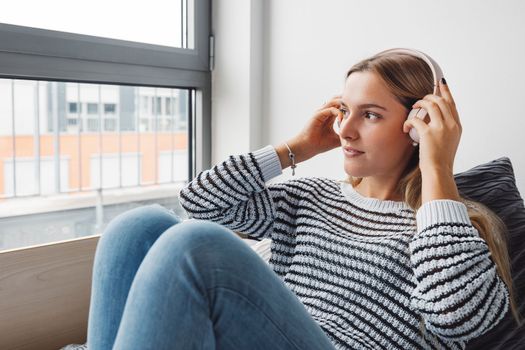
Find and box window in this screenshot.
[0,0,193,49]
[157,97,163,115]
[104,118,116,131]
[68,102,80,114]
[87,118,99,132]
[159,150,189,183]
[0,79,194,250]
[104,103,116,114]
[0,0,210,251]
[90,153,142,189]
[0,79,192,195]
[87,103,99,115]
[141,96,149,114]
[3,156,69,196]
[166,97,172,115]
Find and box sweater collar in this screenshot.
[339,181,413,213]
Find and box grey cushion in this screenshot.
[455,158,525,350]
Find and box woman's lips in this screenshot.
[343,147,364,157]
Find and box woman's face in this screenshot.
[339,71,416,181]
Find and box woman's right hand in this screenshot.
[276,96,343,169]
[292,95,343,160]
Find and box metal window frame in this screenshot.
[0,0,211,179]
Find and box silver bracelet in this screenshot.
[284,142,296,176]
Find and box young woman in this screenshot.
[87,49,518,349]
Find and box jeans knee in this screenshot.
[152,219,244,266]
[99,204,181,250]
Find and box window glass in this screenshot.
[0,78,191,251]
[0,0,189,48]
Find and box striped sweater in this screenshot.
[178,145,509,349]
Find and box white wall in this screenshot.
[212,0,525,196]
[211,0,263,161]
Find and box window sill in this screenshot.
[0,183,187,219]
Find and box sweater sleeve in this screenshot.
[178,145,301,240]
[409,200,510,342]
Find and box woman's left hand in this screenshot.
[402,78,462,176]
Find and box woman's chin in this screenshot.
[343,165,368,178]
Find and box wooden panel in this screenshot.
[0,236,99,350]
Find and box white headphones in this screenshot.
[332,48,444,144]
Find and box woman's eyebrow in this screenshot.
[340,100,388,111]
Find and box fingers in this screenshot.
[316,106,342,121]
[412,99,445,128]
[403,115,428,142]
[438,78,456,109]
[320,95,342,110]
[327,106,343,120]
[438,78,460,124]
[412,81,461,132]
[405,79,463,144]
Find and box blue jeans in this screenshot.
[87,204,335,350]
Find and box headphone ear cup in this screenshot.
[406,107,429,143]
[333,117,341,135]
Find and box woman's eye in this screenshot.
[338,108,381,121]
[365,112,381,120]
[339,107,381,121]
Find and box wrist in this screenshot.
[421,170,460,203]
[275,139,312,170]
[420,162,453,176]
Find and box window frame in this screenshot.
[0,0,211,181]
[0,0,209,85]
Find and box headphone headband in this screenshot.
[373,48,444,96]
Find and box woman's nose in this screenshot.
[339,114,359,139]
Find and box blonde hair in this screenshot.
[340,51,521,326]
